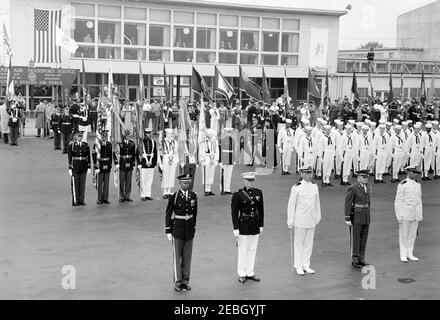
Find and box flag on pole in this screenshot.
[34,8,62,63]
[2,23,12,57]
[214,66,235,101]
[307,68,321,99]
[351,72,360,108]
[139,60,145,101]
[6,57,15,102]
[55,26,78,54]
[400,65,404,99]
[239,65,263,101]
[192,66,211,100]
[261,67,271,104]
[421,69,427,106]
[388,74,393,103]
[428,68,436,103]
[81,56,87,102]
[163,64,172,104]
[323,69,330,107]
[283,66,291,108]
[367,70,375,106]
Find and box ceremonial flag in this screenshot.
[108,61,114,100]
[2,23,12,57]
[34,8,62,63]
[400,71,404,99]
[283,66,291,107]
[192,66,211,100]
[421,70,427,106]
[261,67,271,104]
[139,60,144,101]
[367,70,375,105]
[55,26,78,54]
[81,56,87,102]
[307,68,321,99]
[388,74,393,103]
[214,66,235,101]
[6,57,14,103]
[323,69,330,107]
[428,69,436,103]
[239,65,263,101]
[163,64,171,104]
[351,72,360,108]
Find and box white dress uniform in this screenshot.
[407,131,423,168]
[341,132,357,183]
[394,176,423,261]
[297,134,316,169]
[357,132,373,171]
[161,135,179,195]
[372,131,389,180]
[317,132,336,184]
[287,177,321,272]
[384,128,394,172]
[199,130,219,193]
[334,128,345,176]
[401,127,411,171]
[277,125,295,173]
[421,128,435,178]
[433,126,440,177]
[313,127,324,177]
[390,131,407,180]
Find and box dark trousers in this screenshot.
[53,131,61,149]
[119,169,133,200]
[61,132,72,152]
[352,224,369,262]
[97,172,110,202]
[173,238,193,285]
[3,133,9,144]
[71,172,87,205]
[180,163,197,192]
[89,112,98,132]
[9,126,19,145]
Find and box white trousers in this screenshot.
[322,154,334,183]
[161,162,177,191]
[221,165,233,192]
[237,234,259,277]
[140,168,154,198]
[392,152,404,179]
[294,227,315,269]
[359,151,370,171]
[201,163,216,191]
[282,147,293,172]
[376,151,387,175]
[410,151,422,168]
[422,151,434,176]
[399,221,419,259]
[435,154,440,175]
[342,153,355,182]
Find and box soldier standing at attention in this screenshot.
[92,130,113,205]
[138,128,157,201]
[344,170,372,269]
[68,131,91,206]
[115,129,136,202]
[165,174,198,292]
[50,106,62,150]
[231,172,264,284]
[60,106,74,154]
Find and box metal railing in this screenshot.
[337,58,440,74]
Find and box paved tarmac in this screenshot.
[0,134,439,300]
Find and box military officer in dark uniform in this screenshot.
[344,170,372,269]
[69,100,80,133]
[50,106,62,150]
[68,131,91,206]
[114,129,137,202]
[92,130,113,205]
[60,106,74,154]
[165,174,198,292]
[231,172,264,284]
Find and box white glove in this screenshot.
[279,148,283,154]
[137,165,142,169]
[167,234,172,241]
[87,169,91,174]
[68,169,73,176]
[287,223,293,230]
[180,162,185,168]
[219,163,224,169]
[345,221,352,226]
[95,169,100,174]
[260,227,264,233]
[233,230,239,238]
[115,164,120,170]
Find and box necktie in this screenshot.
[364,136,369,146]
[382,135,386,145]
[287,130,291,137]
[429,134,432,143]
[348,136,352,146]
[416,135,419,144]
[327,136,332,145]
[308,138,312,147]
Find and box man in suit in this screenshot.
[114,129,137,202]
[68,131,91,206]
[231,172,264,284]
[344,170,372,269]
[165,174,198,292]
[137,128,158,201]
[92,130,113,205]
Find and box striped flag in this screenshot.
[2,23,12,57]
[34,8,62,63]
[6,57,14,102]
[81,56,87,102]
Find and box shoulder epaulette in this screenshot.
[400,180,407,185]
[296,182,302,186]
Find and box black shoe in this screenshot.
[79,202,86,206]
[125,198,133,202]
[380,180,386,184]
[352,262,362,269]
[286,172,292,175]
[221,192,226,196]
[434,175,440,180]
[369,173,374,177]
[208,191,215,196]
[181,284,191,291]
[163,195,169,200]
[225,192,232,195]
[426,177,432,181]
[322,183,328,188]
[119,199,125,203]
[334,175,340,179]
[238,277,246,284]
[246,275,260,282]
[141,197,147,201]
[328,183,334,187]
[103,200,110,204]
[205,192,210,196]
[281,171,286,176]
[62,151,68,154]
[146,197,153,201]
[97,201,103,205]
[72,203,78,207]
[359,260,369,267]
[174,284,182,292]
[374,179,379,184]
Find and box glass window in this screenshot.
[240,31,258,51]
[219,53,237,64]
[114,74,125,85]
[262,32,279,52]
[174,50,194,62]
[282,19,300,31]
[150,9,171,22]
[240,54,258,65]
[149,49,170,61]
[98,5,121,19]
[85,73,100,85]
[124,23,146,46]
[174,11,194,24]
[98,47,121,59]
[281,55,298,66]
[98,21,121,44]
[262,54,278,65]
[128,74,139,86]
[124,48,146,60]
[174,26,194,48]
[173,76,190,86]
[197,13,216,26]
[196,28,216,49]
[241,16,259,29]
[281,33,299,53]
[219,30,237,50]
[196,52,216,63]
[149,25,170,47]
[124,7,147,20]
[73,46,95,58]
[262,18,279,29]
[219,14,238,27]
[72,19,95,43]
[71,3,95,17]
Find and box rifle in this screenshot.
[340,152,345,184]
[71,175,77,205]
[221,165,224,194]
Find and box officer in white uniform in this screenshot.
[372,124,388,183]
[395,166,423,262]
[200,128,219,196]
[161,128,179,198]
[390,125,406,183]
[138,128,157,200]
[277,119,295,175]
[287,165,321,275]
[421,123,435,180]
[432,121,440,179]
[317,125,336,187]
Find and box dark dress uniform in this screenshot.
[69,103,80,132]
[7,107,21,146]
[68,140,91,206]
[114,140,137,201]
[344,181,371,267]
[138,135,158,199]
[92,140,113,203]
[165,186,198,290]
[50,112,62,150]
[60,113,74,153]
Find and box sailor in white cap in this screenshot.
[384,122,394,174]
[277,118,295,175]
[432,121,440,179]
[200,128,219,196]
[297,126,316,173]
[340,124,356,185]
[161,128,179,199]
[390,125,406,182]
[395,166,423,262]
[231,172,264,284]
[421,123,435,180]
[334,120,345,179]
[372,124,389,183]
[287,165,321,275]
[317,125,336,186]
[407,123,423,169]
[358,125,372,172]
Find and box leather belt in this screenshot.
[174,215,193,220]
[242,212,256,217]
[62,122,71,125]
[121,155,132,159]
[73,157,87,160]
[355,204,369,208]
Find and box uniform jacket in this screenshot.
[138,137,158,168]
[344,182,371,225]
[231,188,264,235]
[219,135,235,165]
[287,180,321,228]
[162,137,179,165]
[165,189,198,241]
[50,113,62,132]
[199,137,219,165]
[114,140,137,171]
[7,107,21,128]
[68,141,91,174]
[60,114,74,134]
[395,178,423,222]
[92,141,113,173]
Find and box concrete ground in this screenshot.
[0,132,439,300]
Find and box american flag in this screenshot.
[2,23,11,57]
[34,8,61,63]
